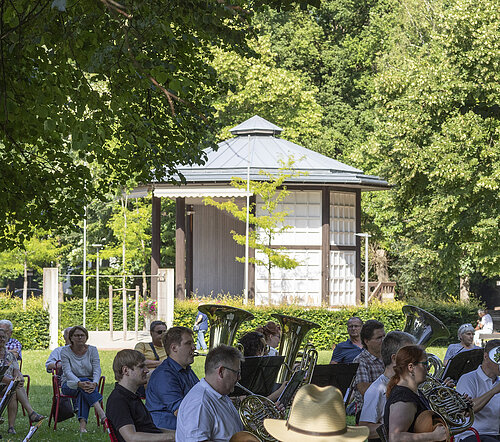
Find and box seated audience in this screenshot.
[176,345,245,441]
[444,323,480,366]
[264,384,369,441]
[0,327,44,435]
[146,326,198,430]
[330,316,364,364]
[384,345,447,441]
[352,320,385,415]
[46,327,72,372]
[60,325,106,433]
[359,331,415,440]
[0,319,22,360]
[106,349,175,441]
[193,310,208,351]
[134,320,168,372]
[455,339,500,441]
[255,322,281,356]
[474,309,493,346]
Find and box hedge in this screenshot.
[0,294,483,350]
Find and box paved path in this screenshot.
[87,330,151,350]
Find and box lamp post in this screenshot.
[356,233,371,308]
[92,243,103,309]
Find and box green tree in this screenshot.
[0,231,66,308]
[0,0,319,250]
[211,37,323,147]
[204,158,306,303]
[360,0,500,298]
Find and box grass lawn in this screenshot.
[9,346,448,441]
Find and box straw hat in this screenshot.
[264,385,369,441]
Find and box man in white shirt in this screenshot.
[359,331,415,440]
[45,327,72,372]
[455,339,500,442]
[176,345,244,442]
[474,309,494,346]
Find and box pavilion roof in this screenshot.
[166,115,389,190]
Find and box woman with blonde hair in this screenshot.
[384,345,448,441]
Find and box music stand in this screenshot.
[310,363,359,398]
[442,349,484,382]
[233,356,284,397]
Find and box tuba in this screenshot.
[403,305,474,437]
[402,305,450,347]
[271,313,320,384]
[198,304,254,349]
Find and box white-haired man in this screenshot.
[0,319,22,360]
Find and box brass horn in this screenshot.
[271,313,320,384]
[198,304,254,349]
[403,305,474,437]
[403,305,450,347]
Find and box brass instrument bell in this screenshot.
[199,304,254,349]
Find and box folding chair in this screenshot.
[19,359,30,416]
[48,361,106,430]
[103,417,119,442]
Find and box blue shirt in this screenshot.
[196,312,208,331]
[330,339,363,363]
[145,357,199,430]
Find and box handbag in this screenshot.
[57,397,75,422]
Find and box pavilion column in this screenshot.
[355,189,362,305]
[176,198,186,300]
[185,205,194,298]
[151,195,161,300]
[248,195,256,302]
[321,188,330,305]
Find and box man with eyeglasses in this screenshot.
[455,339,500,442]
[146,326,198,430]
[176,345,244,441]
[330,316,364,364]
[135,321,168,372]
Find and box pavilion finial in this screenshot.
[229,115,283,136]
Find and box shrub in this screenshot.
[0,293,483,349]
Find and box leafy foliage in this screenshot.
[0,0,319,249]
[359,0,500,296]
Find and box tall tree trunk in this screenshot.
[460,275,470,301]
[23,254,28,310]
[374,249,389,282]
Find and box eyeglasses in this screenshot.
[222,366,241,377]
[72,334,86,338]
[155,329,166,334]
[415,361,429,369]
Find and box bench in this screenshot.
[479,310,500,343]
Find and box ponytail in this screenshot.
[385,344,425,398]
[386,374,400,398]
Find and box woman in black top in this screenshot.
[384,345,447,441]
